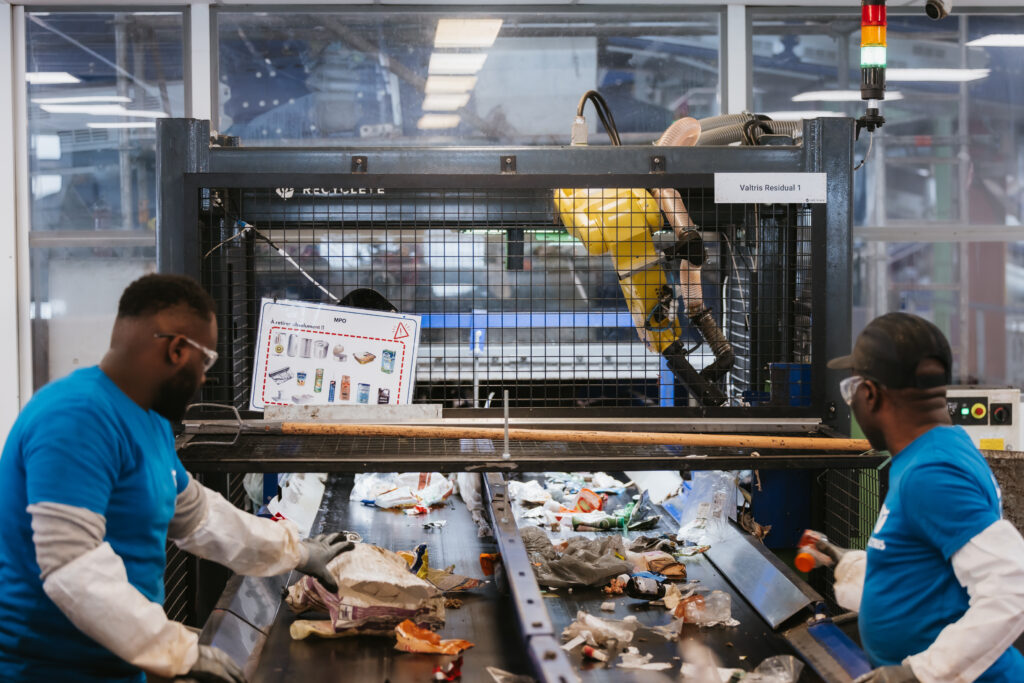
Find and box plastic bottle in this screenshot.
[795,529,833,572]
[625,575,665,601]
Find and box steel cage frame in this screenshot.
[158,117,854,430]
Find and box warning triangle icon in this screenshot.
[394,323,409,340]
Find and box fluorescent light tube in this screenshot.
[425,76,478,94]
[886,68,990,82]
[86,122,157,129]
[39,104,168,117]
[32,95,132,104]
[417,114,461,130]
[428,53,487,75]
[793,90,903,102]
[967,34,1024,47]
[434,19,503,48]
[422,93,471,111]
[26,72,80,85]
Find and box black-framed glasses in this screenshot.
[154,333,218,372]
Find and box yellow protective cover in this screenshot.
[554,187,680,352]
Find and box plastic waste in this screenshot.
[561,611,639,648]
[394,619,473,655]
[795,529,834,572]
[745,655,805,683]
[617,647,673,671]
[286,543,445,638]
[625,575,666,601]
[521,527,632,588]
[508,479,552,505]
[485,666,536,683]
[677,590,738,627]
[456,472,492,538]
[677,471,738,545]
[355,472,455,509]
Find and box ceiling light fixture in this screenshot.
[793,90,903,102]
[39,104,168,117]
[966,34,1024,47]
[428,53,488,75]
[886,68,990,82]
[424,76,478,94]
[32,95,132,105]
[434,19,504,48]
[417,114,461,130]
[422,93,471,111]
[86,122,157,129]
[26,71,80,85]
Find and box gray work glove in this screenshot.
[176,644,247,683]
[853,664,919,683]
[815,536,849,565]
[296,532,356,592]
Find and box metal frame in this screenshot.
[158,116,854,428]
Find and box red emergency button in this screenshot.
[971,403,987,419]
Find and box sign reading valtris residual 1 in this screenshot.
[250,298,420,411]
[714,173,827,204]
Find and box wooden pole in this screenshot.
[280,422,871,452]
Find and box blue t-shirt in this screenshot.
[859,425,1024,681]
[0,366,189,682]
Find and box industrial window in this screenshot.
[214,9,721,147]
[25,11,185,390]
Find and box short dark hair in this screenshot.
[118,274,216,320]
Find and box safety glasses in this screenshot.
[154,333,219,372]
[839,375,865,405]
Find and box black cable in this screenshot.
[576,89,621,146]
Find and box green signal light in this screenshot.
[961,407,970,415]
[860,46,887,68]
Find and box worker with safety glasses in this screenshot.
[813,312,1024,683]
[0,274,353,683]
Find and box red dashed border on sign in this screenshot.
[261,325,408,406]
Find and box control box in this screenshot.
[946,386,1020,451]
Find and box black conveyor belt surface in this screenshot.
[252,474,529,683]
[515,476,818,682]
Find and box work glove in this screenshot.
[853,664,919,683]
[296,532,356,592]
[814,536,849,565]
[176,644,247,683]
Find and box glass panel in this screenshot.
[216,10,721,146]
[26,11,184,389]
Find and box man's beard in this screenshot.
[152,367,200,422]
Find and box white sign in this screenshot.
[714,173,827,204]
[250,298,421,411]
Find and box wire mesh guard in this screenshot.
[196,183,818,411]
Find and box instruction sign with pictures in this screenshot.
[714,172,827,204]
[250,298,421,411]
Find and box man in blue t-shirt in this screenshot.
[816,313,1024,683]
[0,274,354,683]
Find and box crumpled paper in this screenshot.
[394,619,474,654]
[561,611,639,648]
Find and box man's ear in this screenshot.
[862,379,882,412]
[161,335,189,369]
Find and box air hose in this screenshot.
[697,117,803,146]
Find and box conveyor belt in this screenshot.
[511,478,815,681]
[251,474,530,683]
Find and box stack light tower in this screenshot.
[859,0,887,134]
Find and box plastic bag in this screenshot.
[351,473,400,503]
[354,472,454,508]
[677,471,738,545]
[508,479,553,505]
[286,543,445,638]
[561,611,639,647]
[521,526,632,588]
[745,655,805,683]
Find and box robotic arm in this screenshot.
[555,117,734,405]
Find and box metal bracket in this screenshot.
[483,473,580,683]
[180,403,244,448]
[650,155,666,173]
[351,155,368,173]
[501,155,517,173]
